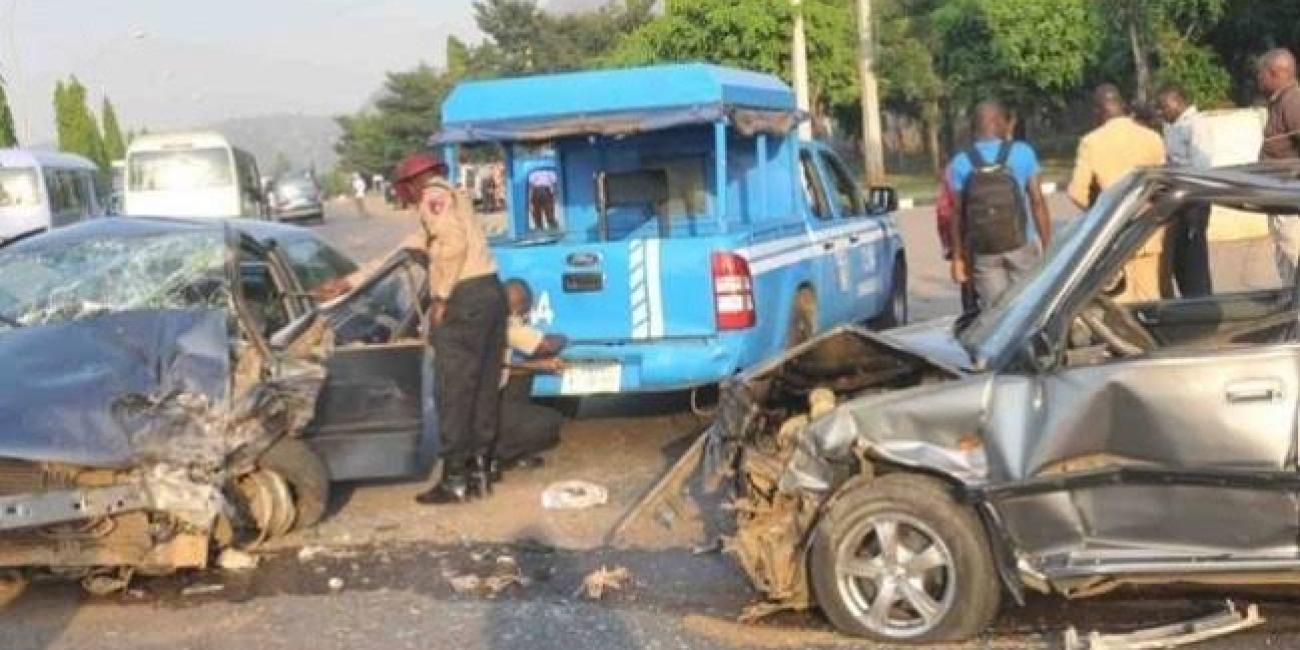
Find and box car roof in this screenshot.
[0,148,99,171]
[127,131,232,152]
[2,217,325,254]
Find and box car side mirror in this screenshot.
[868,186,898,214]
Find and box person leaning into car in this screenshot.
[392,153,507,506]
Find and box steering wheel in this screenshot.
[1081,296,1159,358]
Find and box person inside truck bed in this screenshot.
[494,279,568,471]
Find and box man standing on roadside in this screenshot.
[1257,48,1300,282]
[1158,85,1213,297]
[1068,84,1166,301]
[949,100,1052,310]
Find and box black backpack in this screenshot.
[961,142,1027,255]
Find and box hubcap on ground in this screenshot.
[235,470,297,547]
[835,512,956,639]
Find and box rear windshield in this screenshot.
[0,168,42,208]
[128,148,234,192]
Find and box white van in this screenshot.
[0,149,105,244]
[124,131,267,218]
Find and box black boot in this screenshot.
[415,466,472,505]
[469,456,495,498]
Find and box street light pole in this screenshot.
[791,0,812,141]
[856,0,886,184]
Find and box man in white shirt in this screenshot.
[493,280,569,472]
[1158,85,1213,297]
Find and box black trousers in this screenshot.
[530,187,557,230]
[496,375,562,463]
[432,275,506,468]
[1170,203,1213,298]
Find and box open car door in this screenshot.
[303,251,435,481]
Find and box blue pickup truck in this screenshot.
[432,64,906,396]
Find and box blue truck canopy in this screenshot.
[432,63,801,144]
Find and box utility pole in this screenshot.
[856,0,886,184]
[791,0,813,141]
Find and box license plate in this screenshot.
[560,362,622,395]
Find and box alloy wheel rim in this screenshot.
[835,512,956,639]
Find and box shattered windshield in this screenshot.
[0,231,229,330]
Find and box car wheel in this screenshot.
[809,474,1000,643]
[258,437,330,530]
[870,257,908,330]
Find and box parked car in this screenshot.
[0,148,106,244]
[268,172,325,223]
[432,64,905,398]
[0,218,433,601]
[706,162,1300,643]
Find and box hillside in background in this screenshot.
[206,113,340,175]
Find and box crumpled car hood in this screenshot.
[0,309,232,469]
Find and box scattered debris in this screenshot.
[217,548,259,571]
[327,577,345,591]
[442,553,530,597]
[1064,601,1264,650]
[296,545,360,562]
[446,572,482,594]
[576,565,631,600]
[542,480,609,510]
[181,583,225,597]
[692,539,724,555]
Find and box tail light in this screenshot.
[712,252,756,330]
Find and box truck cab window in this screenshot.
[799,151,831,221]
[820,152,866,217]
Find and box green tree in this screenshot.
[470,0,655,75]
[53,77,107,169]
[0,80,17,148]
[101,97,126,162]
[336,65,452,177]
[1098,0,1229,105]
[610,0,857,131]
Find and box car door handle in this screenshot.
[848,235,860,244]
[1225,378,1284,404]
[1135,311,1160,326]
[822,242,835,251]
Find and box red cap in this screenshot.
[393,152,448,204]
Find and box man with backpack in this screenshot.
[948,100,1053,310]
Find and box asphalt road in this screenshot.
[7,197,1300,649]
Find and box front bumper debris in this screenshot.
[1063,601,1264,650]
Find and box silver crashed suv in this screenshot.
[707,162,1300,643]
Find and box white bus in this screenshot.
[123,131,267,218]
[0,149,105,244]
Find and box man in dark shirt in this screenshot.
[1258,48,1300,281]
[1260,49,1300,160]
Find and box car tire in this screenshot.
[809,473,1000,644]
[870,257,908,330]
[258,437,330,530]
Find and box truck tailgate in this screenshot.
[494,238,719,342]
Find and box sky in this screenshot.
[2,0,506,144]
